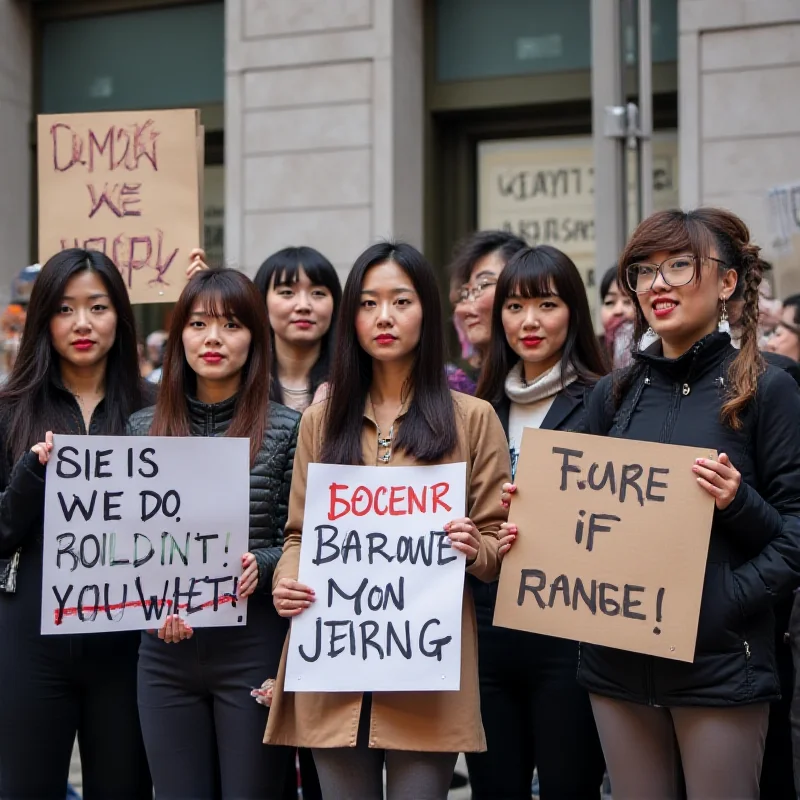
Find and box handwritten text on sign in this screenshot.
[37,109,201,304]
[285,463,467,691]
[42,435,250,634]
[493,430,715,662]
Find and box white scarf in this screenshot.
[504,359,577,405]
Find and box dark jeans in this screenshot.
[0,541,151,800]
[137,595,291,800]
[0,626,151,800]
[466,599,605,800]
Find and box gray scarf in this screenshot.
[504,359,577,405]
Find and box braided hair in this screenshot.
[614,208,764,430]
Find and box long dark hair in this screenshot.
[477,245,607,404]
[0,248,142,461]
[615,208,764,429]
[150,269,271,465]
[253,247,342,403]
[321,242,457,465]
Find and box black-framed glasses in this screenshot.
[457,279,498,303]
[625,254,727,294]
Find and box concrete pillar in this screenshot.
[225,0,424,282]
[679,0,800,290]
[0,0,32,307]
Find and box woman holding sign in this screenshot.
[127,268,300,800]
[473,245,607,798]
[0,248,154,799]
[574,209,800,798]
[266,242,514,799]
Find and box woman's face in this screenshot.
[501,283,570,378]
[766,305,800,362]
[355,261,422,366]
[453,251,505,351]
[266,267,335,348]
[600,279,635,333]
[182,301,253,384]
[633,248,736,354]
[49,270,118,370]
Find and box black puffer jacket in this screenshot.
[577,332,800,706]
[127,395,300,592]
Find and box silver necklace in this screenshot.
[376,423,394,463]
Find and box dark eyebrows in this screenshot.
[360,287,415,296]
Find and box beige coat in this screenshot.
[264,391,511,752]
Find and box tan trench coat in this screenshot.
[264,391,511,752]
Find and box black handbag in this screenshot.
[0,548,20,593]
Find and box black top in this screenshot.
[578,332,800,706]
[127,396,300,593]
[0,381,156,629]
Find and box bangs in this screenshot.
[500,247,564,300]
[191,285,244,324]
[622,209,717,267]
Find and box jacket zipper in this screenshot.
[744,640,751,660]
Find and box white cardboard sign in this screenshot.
[42,434,250,634]
[285,463,467,692]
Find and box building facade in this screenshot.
[0,0,799,313]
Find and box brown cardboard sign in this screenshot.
[493,429,715,662]
[37,109,202,304]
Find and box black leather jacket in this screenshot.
[127,395,300,593]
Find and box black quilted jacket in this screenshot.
[127,395,300,593]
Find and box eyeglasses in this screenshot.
[625,255,727,294]
[457,279,498,304]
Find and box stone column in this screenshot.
[0,0,32,307]
[225,0,424,280]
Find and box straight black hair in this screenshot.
[253,246,342,404]
[321,242,457,465]
[600,265,620,300]
[478,245,607,405]
[449,230,528,287]
[0,248,142,460]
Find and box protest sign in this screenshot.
[42,435,250,635]
[494,429,715,662]
[285,463,467,692]
[37,109,203,304]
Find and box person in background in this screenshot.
[144,329,168,384]
[446,231,527,394]
[598,265,636,369]
[266,241,514,800]
[766,294,800,363]
[472,245,607,799]
[0,249,153,800]
[574,208,800,798]
[129,269,300,800]
[253,246,342,414]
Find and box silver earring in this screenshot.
[718,298,730,335]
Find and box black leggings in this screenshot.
[137,597,292,800]
[0,624,151,800]
[465,601,605,799]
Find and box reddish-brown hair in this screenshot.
[617,207,764,429]
[150,269,271,463]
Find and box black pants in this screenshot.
[0,542,151,800]
[466,598,605,800]
[137,595,292,800]
[0,626,151,800]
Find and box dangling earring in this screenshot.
[718,297,731,335]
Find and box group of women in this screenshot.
[0,205,799,800]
